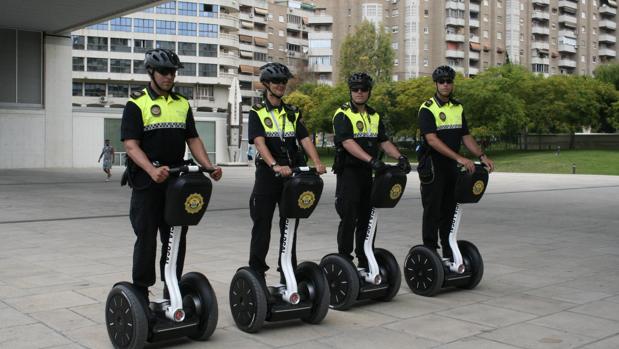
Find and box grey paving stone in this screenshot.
[316,326,440,349]
[30,308,95,332]
[569,300,619,321]
[385,313,492,343]
[4,290,97,313]
[479,323,594,349]
[434,337,522,349]
[0,306,37,328]
[529,311,619,339]
[482,293,576,316]
[0,323,72,348]
[524,285,611,304]
[438,303,537,328]
[580,334,619,349]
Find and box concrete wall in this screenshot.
[521,133,619,150]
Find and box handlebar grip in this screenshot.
[168,165,215,174]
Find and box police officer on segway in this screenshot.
[247,62,326,284]
[120,48,222,303]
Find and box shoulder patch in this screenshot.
[450,98,461,105]
[424,99,433,107]
[252,102,264,110]
[130,90,145,99]
[340,102,350,110]
[173,91,187,100]
[285,104,298,112]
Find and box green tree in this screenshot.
[594,62,619,90]
[338,21,394,83]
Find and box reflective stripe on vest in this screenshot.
[419,97,463,131]
[130,88,190,132]
[333,107,380,138]
[253,106,299,138]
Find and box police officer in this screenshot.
[332,72,411,269]
[248,62,326,283]
[120,48,222,301]
[418,65,494,257]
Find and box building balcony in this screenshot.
[445,17,465,27]
[558,0,578,13]
[445,49,465,58]
[599,33,617,43]
[599,6,617,16]
[558,30,577,38]
[532,11,550,21]
[217,54,240,67]
[558,58,577,68]
[469,35,480,43]
[558,14,578,27]
[308,47,332,56]
[308,15,333,25]
[453,66,465,74]
[309,64,333,73]
[287,36,306,47]
[445,33,465,42]
[239,0,268,8]
[468,66,479,75]
[219,33,239,47]
[531,41,550,50]
[532,0,550,5]
[469,51,480,60]
[599,47,617,57]
[600,19,617,30]
[211,0,240,11]
[469,3,480,13]
[532,26,550,35]
[219,13,240,30]
[558,44,576,53]
[469,19,480,27]
[531,57,550,65]
[308,31,333,40]
[446,0,465,11]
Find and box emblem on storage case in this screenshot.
[356,121,364,131]
[184,193,204,214]
[298,191,316,209]
[439,112,446,122]
[472,180,485,196]
[150,105,161,117]
[264,117,273,128]
[389,184,403,200]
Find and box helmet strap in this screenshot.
[148,69,174,95]
[265,83,284,101]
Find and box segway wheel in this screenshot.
[319,254,359,311]
[179,272,218,341]
[457,240,484,290]
[229,269,267,333]
[296,261,330,324]
[403,246,444,297]
[105,283,149,349]
[373,248,401,302]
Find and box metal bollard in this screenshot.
[572,163,576,174]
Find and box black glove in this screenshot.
[398,155,412,174]
[369,157,387,172]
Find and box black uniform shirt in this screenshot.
[418,94,469,164]
[121,85,199,166]
[333,103,388,166]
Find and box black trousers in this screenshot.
[249,192,298,278]
[335,167,374,268]
[130,182,187,288]
[420,162,458,257]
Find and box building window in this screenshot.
[199,4,219,17]
[110,59,131,73]
[84,83,106,97]
[87,21,108,30]
[134,19,154,33]
[133,60,147,74]
[199,43,217,57]
[156,1,176,14]
[254,52,267,61]
[156,20,176,35]
[110,38,131,52]
[0,30,42,104]
[531,64,549,73]
[309,39,331,48]
[178,63,196,76]
[108,84,129,97]
[199,24,218,37]
[497,32,502,40]
[110,17,131,32]
[175,86,194,99]
[72,82,83,96]
[178,1,197,16]
[72,57,84,71]
[156,41,175,51]
[87,37,108,51]
[196,85,214,99]
[199,63,218,77]
[309,56,331,65]
[178,22,197,36]
[87,58,108,72]
[134,39,153,53]
[392,42,399,49]
[424,27,429,34]
[72,35,84,50]
[178,42,196,56]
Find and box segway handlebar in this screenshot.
[168,165,216,175]
[274,166,317,177]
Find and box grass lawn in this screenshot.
[313,148,619,176]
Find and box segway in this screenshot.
[229,167,330,333]
[320,165,406,310]
[105,164,218,348]
[404,163,488,296]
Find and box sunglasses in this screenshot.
[351,87,370,93]
[270,78,288,85]
[156,68,177,76]
[437,79,453,84]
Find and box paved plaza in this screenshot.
[1,167,618,349]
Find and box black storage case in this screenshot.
[370,167,407,208]
[279,173,323,219]
[165,173,213,226]
[454,164,489,204]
